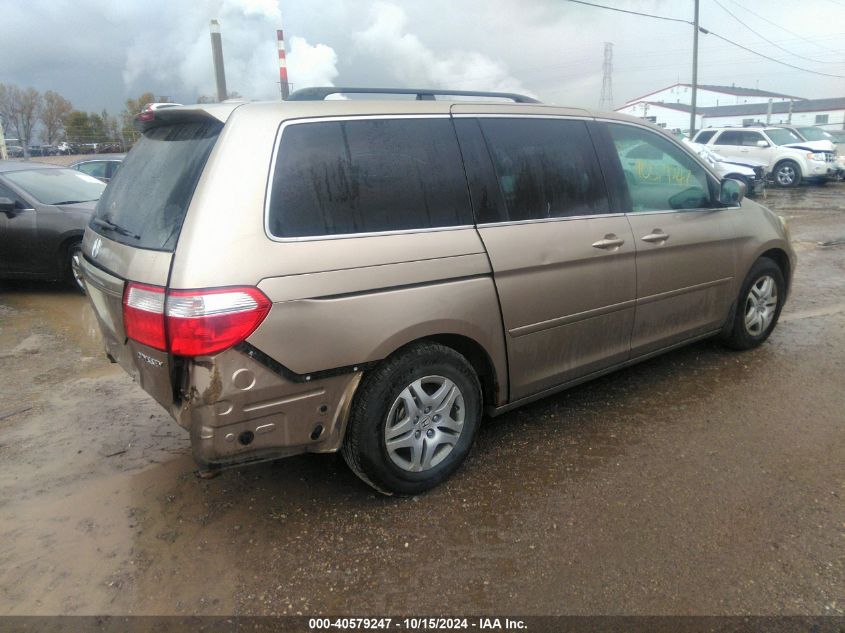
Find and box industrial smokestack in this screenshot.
[276,29,290,100]
[210,19,228,102]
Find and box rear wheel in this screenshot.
[66,241,85,293]
[722,257,785,350]
[773,160,801,188]
[341,342,482,495]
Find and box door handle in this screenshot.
[592,234,625,250]
[641,229,669,244]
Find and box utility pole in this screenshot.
[599,42,614,111]
[0,115,7,161]
[766,98,773,125]
[689,0,700,137]
[277,30,290,100]
[209,20,228,102]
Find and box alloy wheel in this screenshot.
[776,165,796,186]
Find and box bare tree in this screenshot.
[0,84,42,157]
[40,90,73,144]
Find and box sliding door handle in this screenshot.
[641,230,669,244]
[592,234,625,250]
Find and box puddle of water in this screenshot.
[1,282,105,358]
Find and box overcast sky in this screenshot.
[1,0,843,115]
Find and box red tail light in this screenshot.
[123,283,166,350]
[166,287,271,356]
[123,284,270,357]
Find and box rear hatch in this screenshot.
[82,110,225,411]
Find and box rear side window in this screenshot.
[694,130,716,144]
[714,130,763,146]
[478,118,608,221]
[268,118,472,238]
[93,120,221,251]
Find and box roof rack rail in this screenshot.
[287,87,541,104]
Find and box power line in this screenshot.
[702,29,845,78]
[712,0,835,64]
[724,0,842,55]
[562,0,692,24]
[562,0,845,78]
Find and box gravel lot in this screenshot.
[0,183,843,616]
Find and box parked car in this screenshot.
[692,126,837,187]
[0,161,106,292]
[774,125,844,180]
[71,155,125,183]
[682,139,765,195]
[81,89,795,494]
[5,145,24,158]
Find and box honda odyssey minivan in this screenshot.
[81,88,795,494]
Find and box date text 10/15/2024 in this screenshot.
[308,618,527,630]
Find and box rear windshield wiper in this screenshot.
[91,217,140,240]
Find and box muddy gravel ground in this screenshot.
[0,185,843,617]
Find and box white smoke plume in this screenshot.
[287,36,339,90]
[354,2,535,97]
[121,0,338,101]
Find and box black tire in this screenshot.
[341,342,482,495]
[722,257,785,350]
[65,241,85,293]
[773,160,802,188]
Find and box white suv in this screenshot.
[692,126,836,187]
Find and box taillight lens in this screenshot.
[166,287,271,356]
[122,284,270,357]
[123,283,166,350]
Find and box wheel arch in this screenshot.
[773,157,803,177]
[759,247,792,295]
[387,333,503,411]
[55,230,85,280]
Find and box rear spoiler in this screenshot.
[133,103,243,134]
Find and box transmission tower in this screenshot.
[599,42,614,111]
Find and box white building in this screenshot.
[615,83,844,133]
[698,97,845,132]
[618,101,702,131]
[621,83,803,109]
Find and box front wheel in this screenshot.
[722,257,785,350]
[341,342,482,495]
[773,160,802,188]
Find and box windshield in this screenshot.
[766,128,803,146]
[4,168,105,205]
[93,120,221,251]
[796,127,833,142]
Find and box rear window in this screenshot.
[267,118,472,238]
[92,120,221,251]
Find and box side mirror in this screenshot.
[756,140,769,148]
[720,178,746,206]
[0,197,17,214]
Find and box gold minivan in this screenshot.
[81,88,795,494]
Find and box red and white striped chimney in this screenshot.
[276,29,290,100]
